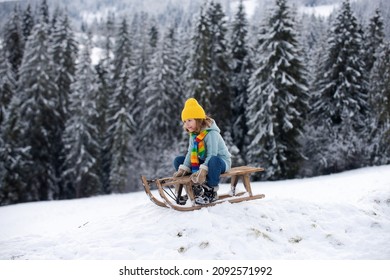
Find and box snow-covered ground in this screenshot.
[0,165,389,260]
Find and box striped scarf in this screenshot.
[190,130,208,173]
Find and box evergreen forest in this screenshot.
[1,0,390,206]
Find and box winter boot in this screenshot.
[177,194,188,205]
[192,185,204,197]
[195,185,219,205]
[175,184,188,205]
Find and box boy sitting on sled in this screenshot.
[173,98,232,205]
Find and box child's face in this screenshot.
[184,119,197,132]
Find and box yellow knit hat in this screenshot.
[181,98,206,121]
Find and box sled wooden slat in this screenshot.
[141,166,265,211]
[141,175,168,208]
[220,166,264,177]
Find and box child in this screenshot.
[173,98,232,204]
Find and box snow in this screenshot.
[0,164,389,260]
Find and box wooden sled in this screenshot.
[141,166,265,211]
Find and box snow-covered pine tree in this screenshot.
[3,5,24,78]
[300,13,328,86]
[0,46,16,127]
[0,43,27,206]
[62,34,102,198]
[36,0,50,25]
[185,5,212,110]
[95,59,112,194]
[101,17,133,193]
[299,14,329,177]
[309,0,369,174]
[51,12,78,122]
[140,27,184,179]
[0,136,32,205]
[112,17,132,82]
[206,1,232,133]
[107,54,137,193]
[246,0,310,180]
[12,20,60,201]
[128,13,156,127]
[95,15,116,194]
[364,8,385,74]
[21,4,35,42]
[229,0,251,160]
[369,42,390,165]
[51,11,78,198]
[51,7,63,33]
[0,45,18,205]
[149,18,159,49]
[362,8,386,167]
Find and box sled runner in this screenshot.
[141,166,265,211]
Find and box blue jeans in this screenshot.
[173,156,226,187]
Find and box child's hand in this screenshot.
[173,165,191,177]
[190,165,208,184]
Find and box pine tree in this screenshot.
[0,46,16,127]
[102,18,133,193]
[51,13,78,120]
[0,134,32,205]
[300,14,328,85]
[95,60,112,194]
[246,0,310,180]
[51,12,79,198]
[107,55,137,193]
[105,17,135,193]
[229,0,251,160]
[186,6,212,109]
[95,14,116,194]
[309,0,369,174]
[0,43,25,206]
[3,5,24,78]
[62,34,102,198]
[148,18,159,49]
[299,14,329,177]
[12,20,60,201]
[207,1,232,132]
[364,8,385,74]
[36,0,50,25]
[112,17,132,82]
[0,46,18,205]
[369,42,390,165]
[21,4,35,41]
[127,12,156,127]
[141,27,183,140]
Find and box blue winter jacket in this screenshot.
[183,120,232,171]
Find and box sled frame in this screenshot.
[141,166,265,211]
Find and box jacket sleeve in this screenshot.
[203,131,219,166]
[183,136,192,168]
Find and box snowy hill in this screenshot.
[1,165,389,260]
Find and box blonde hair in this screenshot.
[183,116,213,134]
